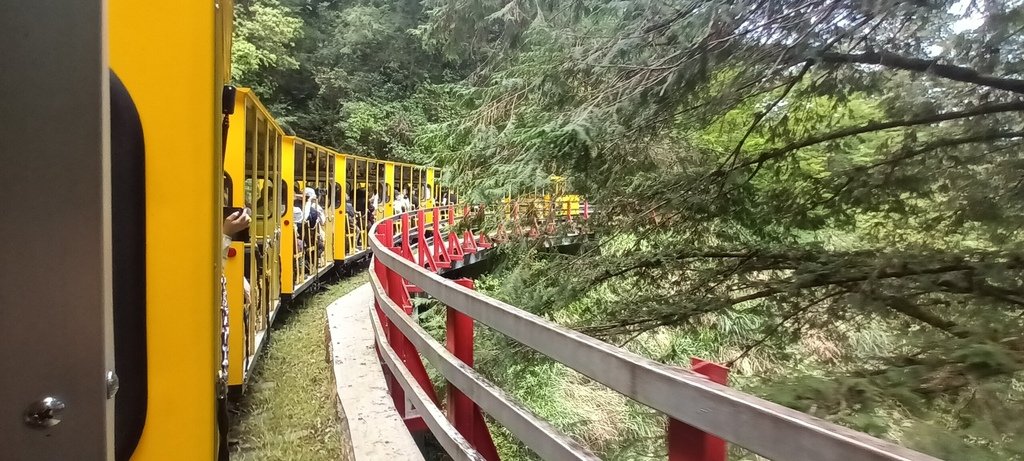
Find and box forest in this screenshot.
[233,0,1024,458]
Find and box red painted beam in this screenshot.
[446,278,500,461]
[667,358,729,461]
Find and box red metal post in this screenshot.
[373,222,405,414]
[387,263,439,405]
[475,207,493,249]
[380,216,440,425]
[416,209,440,271]
[432,207,452,269]
[463,231,478,253]
[447,232,465,260]
[446,278,500,461]
[400,213,414,261]
[477,231,492,249]
[447,278,476,439]
[383,263,409,415]
[667,358,729,461]
[374,223,393,333]
[380,220,440,428]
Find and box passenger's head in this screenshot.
[304,187,317,200]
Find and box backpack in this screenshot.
[306,206,321,227]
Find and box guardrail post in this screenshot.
[447,278,475,439]
[446,278,501,461]
[381,216,439,432]
[373,223,406,416]
[667,358,729,461]
[447,205,465,260]
[432,207,452,269]
[462,230,478,253]
[400,212,414,261]
[373,223,393,332]
[416,209,439,271]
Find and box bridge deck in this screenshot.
[326,284,425,461]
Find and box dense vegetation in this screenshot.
[231,274,366,460]
[235,0,1024,458]
[232,0,467,162]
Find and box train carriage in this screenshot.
[3,1,243,459]
[108,1,233,459]
[223,88,286,389]
[224,97,448,390]
[3,2,452,458]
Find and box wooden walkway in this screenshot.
[326,284,425,461]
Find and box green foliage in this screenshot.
[231,274,366,460]
[233,0,471,160]
[232,0,303,95]
[236,0,1024,457]
[414,0,1024,458]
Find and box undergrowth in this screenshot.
[230,271,366,461]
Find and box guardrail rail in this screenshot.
[368,204,940,461]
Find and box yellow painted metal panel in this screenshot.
[320,148,335,270]
[110,2,221,459]
[384,162,395,218]
[426,169,436,207]
[424,169,436,225]
[225,242,246,386]
[335,154,348,260]
[280,136,297,295]
[220,0,233,82]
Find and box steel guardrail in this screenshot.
[369,207,941,461]
[369,300,487,461]
[370,269,599,460]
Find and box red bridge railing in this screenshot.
[368,205,940,461]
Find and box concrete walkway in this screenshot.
[326,283,424,461]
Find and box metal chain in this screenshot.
[218,274,230,398]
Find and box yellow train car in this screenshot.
[223,88,285,389]
[5,3,451,458]
[336,153,387,261]
[282,137,335,297]
[111,1,231,459]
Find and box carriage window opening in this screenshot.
[244,101,257,171]
[244,178,260,211]
[294,142,305,177]
[280,179,288,217]
[261,180,273,216]
[223,173,233,206]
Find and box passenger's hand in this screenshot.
[223,210,251,236]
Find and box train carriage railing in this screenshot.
[368,204,942,461]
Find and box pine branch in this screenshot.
[859,130,1024,171]
[726,60,814,167]
[737,101,1024,170]
[877,294,970,339]
[816,50,1024,95]
[728,262,978,305]
[727,289,847,367]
